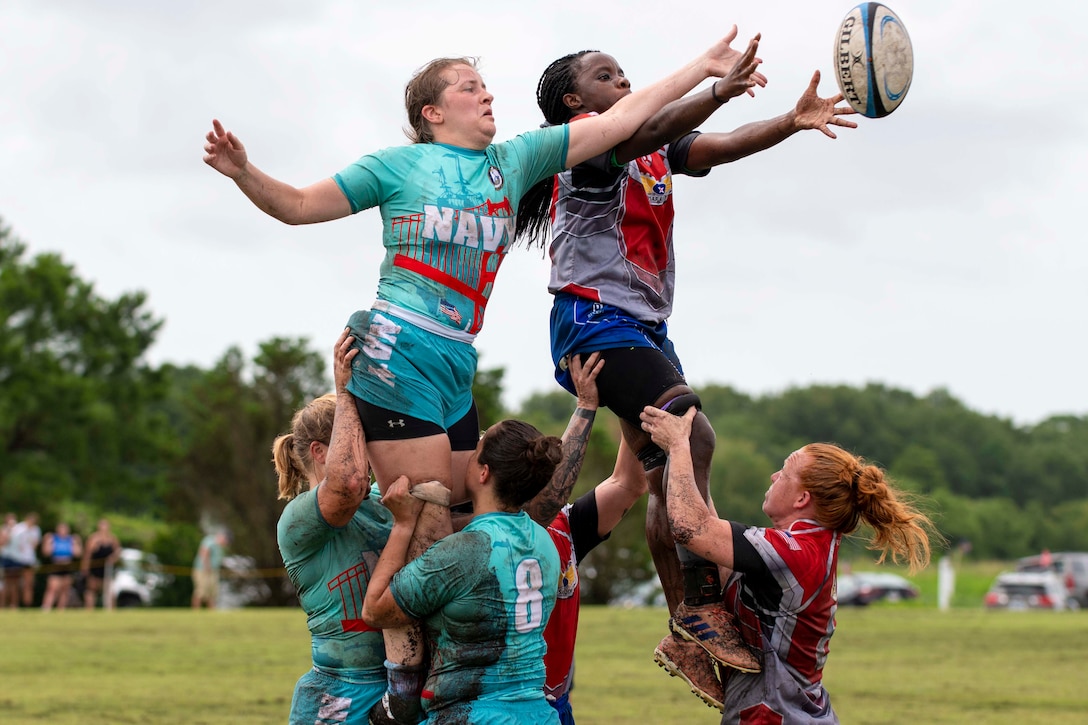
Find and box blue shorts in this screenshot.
[548,692,575,725]
[549,293,683,396]
[346,307,477,430]
[289,666,386,725]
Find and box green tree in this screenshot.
[168,338,327,605]
[0,222,174,517]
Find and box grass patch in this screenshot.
[2,604,1086,724]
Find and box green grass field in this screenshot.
[2,604,1086,724]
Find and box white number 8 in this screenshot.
[514,558,544,633]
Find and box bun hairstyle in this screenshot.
[404,56,478,144]
[478,419,563,509]
[271,393,336,501]
[800,443,936,573]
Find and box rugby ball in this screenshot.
[833,3,913,118]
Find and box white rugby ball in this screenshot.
[833,3,913,118]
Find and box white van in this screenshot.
[1016,552,1088,608]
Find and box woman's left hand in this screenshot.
[639,405,697,453]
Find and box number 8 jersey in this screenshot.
[390,510,561,723]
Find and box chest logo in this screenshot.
[488,165,504,190]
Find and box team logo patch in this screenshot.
[488,165,504,190]
[438,298,463,325]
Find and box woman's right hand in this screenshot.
[381,475,424,526]
[202,119,249,179]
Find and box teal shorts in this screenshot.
[346,307,477,430]
[289,666,385,725]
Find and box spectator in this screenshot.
[1,512,41,608]
[192,531,231,609]
[81,518,121,609]
[41,521,83,611]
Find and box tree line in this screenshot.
[3,221,1086,605]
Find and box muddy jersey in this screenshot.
[720,519,841,724]
[334,127,568,338]
[391,511,561,723]
[547,117,707,325]
[277,484,393,676]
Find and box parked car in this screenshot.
[837,572,919,606]
[984,571,1078,611]
[110,548,168,607]
[1016,552,1088,608]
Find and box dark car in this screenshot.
[837,572,919,606]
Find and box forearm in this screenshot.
[664,441,712,547]
[321,391,371,527]
[614,87,723,164]
[362,522,414,627]
[686,111,799,169]
[231,163,308,223]
[524,407,596,526]
[567,58,707,166]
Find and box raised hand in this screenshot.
[639,405,697,454]
[334,328,359,394]
[793,70,859,139]
[569,352,604,412]
[203,119,249,179]
[712,33,767,101]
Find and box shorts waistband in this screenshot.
[372,300,477,344]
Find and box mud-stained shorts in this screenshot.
[346,307,476,430]
[289,666,386,725]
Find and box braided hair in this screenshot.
[515,50,597,249]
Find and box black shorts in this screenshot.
[355,396,480,452]
[587,347,688,426]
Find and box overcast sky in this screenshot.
[2,1,1085,426]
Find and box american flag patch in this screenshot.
[774,529,802,551]
[438,299,462,325]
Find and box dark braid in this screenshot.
[515,50,597,249]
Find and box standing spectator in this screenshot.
[41,521,83,610]
[192,531,230,609]
[1,512,41,608]
[81,518,121,609]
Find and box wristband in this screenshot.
[711,82,728,104]
[575,407,596,420]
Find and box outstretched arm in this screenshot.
[203,119,351,225]
[362,475,422,628]
[523,353,604,526]
[640,406,736,568]
[320,329,373,527]
[685,70,858,169]
[613,33,765,165]
[591,437,649,537]
[565,26,754,168]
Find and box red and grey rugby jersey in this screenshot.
[716,520,842,723]
[547,114,708,325]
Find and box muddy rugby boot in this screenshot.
[654,632,725,712]
[670,601,760,673]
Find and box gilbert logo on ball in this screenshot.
[834,3,913,118]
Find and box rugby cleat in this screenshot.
[670,601,760,673]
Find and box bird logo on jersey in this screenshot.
[556,559,578,600]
